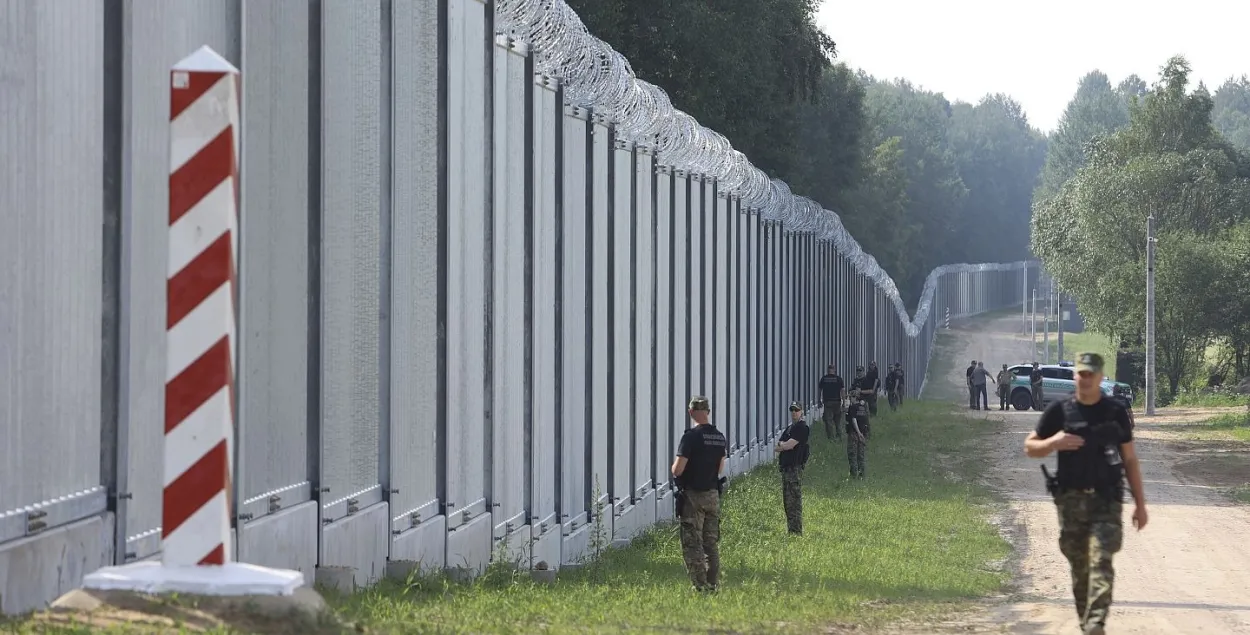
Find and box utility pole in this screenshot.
[1023,266,1030,336]
[1031,287,1037,358]
[1057,285,1064,363]
[1043,276,1050,364]
[1146,214,1157,416]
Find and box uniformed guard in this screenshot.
[845,392,869,478]
[894,361,906,405]
[774,402,810,535]
[818,364,846,440]
[1024,352,1149,635]
[671,395,728,592]
[864,361,882,415]
[996,363,1012,411]
[885,364,901,411]
[1029,361,1044,410]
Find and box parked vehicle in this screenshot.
[1005,363,1134,411]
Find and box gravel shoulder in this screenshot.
[940,313,1250,634]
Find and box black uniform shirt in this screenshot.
[845,400,869,433]
[819,374,845,402]
[677,424,727,491]
[1034,397,1134,489]
[885,371,899,390]
[864,369,880,390]
[778,420,810,471]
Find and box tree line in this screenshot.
[566,0,1046,307]
[1032,59,1250,393]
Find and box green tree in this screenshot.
[1034,71,1132,201]
[791,64,869,209]
[858,77,968,294]
[839,136,915,293]
[565,0,836,179]
[947,94,1047,263]
[1212,75,1250,153]
[1032,56,1250,393]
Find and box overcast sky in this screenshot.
[816,0,1249,133]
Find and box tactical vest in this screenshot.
[1058,397,1125,500]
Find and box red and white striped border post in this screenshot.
[164,45,240,567]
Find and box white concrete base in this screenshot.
[81,561,304,596]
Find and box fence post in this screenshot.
[81,45,303,596]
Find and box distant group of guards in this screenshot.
[668,359,905,592]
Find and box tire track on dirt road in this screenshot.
[943,313,1250,634]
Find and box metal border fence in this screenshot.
[0,0,1039,614]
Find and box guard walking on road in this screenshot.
[671,396,728,592]
[818,365,846,440]
[1024,353,1148,635]
[845,393,869,478]
[775,402,811,535]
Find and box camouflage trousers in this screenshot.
[679,489,721,590]
[822,400,843,440]
[781,467,803,534]
[846,432,866,477]
[1055,490,1123,631]
[1032,385,1044,410]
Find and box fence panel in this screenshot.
[444,0,491,572]
[386,0,443,570]
[588,119,611,515]
[531,76,561,566]
[559,107,589,540]
[654,168,675,514]
[609,141,632,527]
[0,0,106,547]
[489,38,528,556]
[236,0,314,540]
[633,148,656,503]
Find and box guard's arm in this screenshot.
[1023,431,1053,458]
[671,456,687,477]
[777,438,799,451]
[1120,440,1146,507]
[718,456,726,475]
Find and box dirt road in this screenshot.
[941,313,1250,634]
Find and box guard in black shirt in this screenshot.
[864,361,881,415]
[774,402,810,535]
[1024,352,1148,635]
[885,364,901,411]
[818,364,846,441]
[671,396,727,592]
[845,393,869,478]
